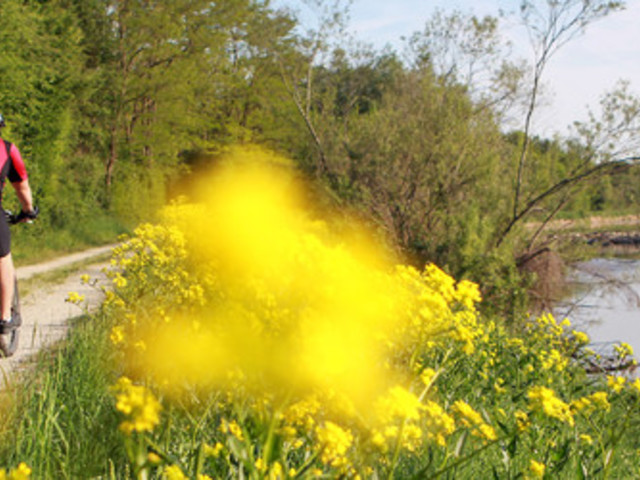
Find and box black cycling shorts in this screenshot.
[0,211,10,257]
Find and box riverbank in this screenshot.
[526,214,640,232]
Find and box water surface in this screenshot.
[556,258,640,358]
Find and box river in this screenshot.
[555,257,640,363]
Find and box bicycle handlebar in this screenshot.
[4,206,39,225]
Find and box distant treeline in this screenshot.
[1,0,637,316]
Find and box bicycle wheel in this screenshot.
[0,277,20,357]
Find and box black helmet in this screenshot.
[0,114,5,128]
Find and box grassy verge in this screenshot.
[10,213,128,267]
[0,314,125,478]
[17,252,112,299]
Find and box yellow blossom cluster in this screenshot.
[451,400,497,442]
[527,386,574,426]
[571,391,611,415]
[0,464,31,480]
[98,146,619,478]
[104,151,484,409]
[316,421,354,468]
[527,460,545,479]
[110,376,162,434]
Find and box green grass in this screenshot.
[17,252,112,299]
[10,213,128,267]
[0,314,125,478]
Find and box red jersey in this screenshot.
[0,141,28,196]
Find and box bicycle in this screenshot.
[0,207,39,357]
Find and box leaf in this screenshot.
[455,430,469,457]
[507,435,518,458]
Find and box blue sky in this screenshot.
[273,0,640,137]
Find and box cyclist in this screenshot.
[0,114,37,333]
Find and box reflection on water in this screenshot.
[555,258,640,361]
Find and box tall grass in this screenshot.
[0,314,125,478]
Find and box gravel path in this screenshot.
[0,245,115,383]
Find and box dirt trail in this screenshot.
[0,245,115,383]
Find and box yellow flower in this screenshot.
[420,368,437,387]
[580,434,593,445]
[528,460,545,479]
[540,349,568,371]
[400,424,423,451]
[65,291,85,304]
[615,342,634,358]
[268,462,283,480]
[220,419,244,441]
[255,458,267,473]
[494,380,506,394]
[451,401,496,442]
[110,325,124,345]
[111,377,162,434]
[375,386,423,423]
[515,411,530,432]
[112,273,128,288]
[454,279,482,309]
[573,391,610,415]
[148,452,162,464]
[316,421,353,468]
[164,465,187,480]
[478,423,497,441]
[572,330,589,344]
[528,386,574,426]
[589,391,610,411]
[607,375,626,393]
[422,400,455,446]
[203,442,224,458]
[371,431,387,451]
[452,400,483,427]
[5,463,31,480]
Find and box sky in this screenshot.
[273,0,640,138]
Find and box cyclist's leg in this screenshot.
[0,253,13,321]
[0,213,12,321]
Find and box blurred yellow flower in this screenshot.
[203,442,224,458]
[375,386,423,423]
[110,325,124,345]
[528,460,545,479]
[316,421,353,468]
[111,377,162,434]
[607,375,626,393]
[452,400,483,427]
[572,330,589,344]
[615,342,634,358]
[580,434,593,445]
[164,465,187,480]
[528,386,574,426]
[220,419,244,441]
[420,368,437,387]
[515,411,530,432]
[422,400,455,447]
[0,463,32,480]
[66,291,85,304]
